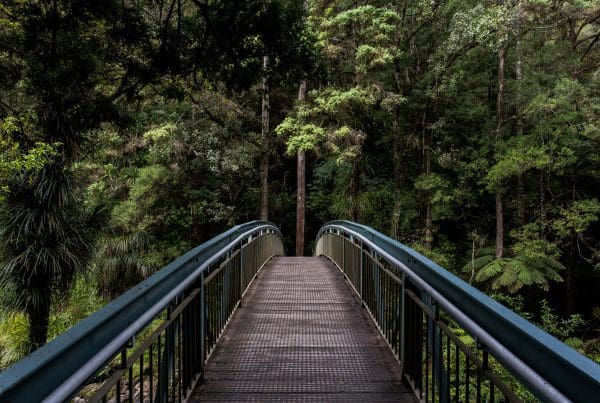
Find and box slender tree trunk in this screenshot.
[564,173,577,314]
[424,130,433,248]
[515,12,525,224]
[27,301,50,352]
[425,202,433,248]
[419,111,433,248]
[515,44,523,137]
[495,190,504,258]
[496,46,506,136]
[516,173,525,224]
[296,80,307,256]
[539,170,546,229]
[259,55,270,220]
[565,227,577,315]
[349,160,360,221]
[495,44,507,259]
[392,125,403,190]
[391,121,403,239]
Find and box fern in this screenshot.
[468,248,564,293]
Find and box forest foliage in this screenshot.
[0,0,599,367]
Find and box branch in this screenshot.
[581,34,600,61]
[576,32,600,47]
[163,0,178,27]
[0,4,18,22]
[575,11,600,41]
[572,62,600,78]
[189,96,227,128]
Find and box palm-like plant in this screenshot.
[463,247,564,293]
[0,166,97,350]
[94,231,154,299]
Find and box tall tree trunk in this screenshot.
[27,301,50,352]
[391,127,403,239]
[259,55,270,220]
[419,111,433,248]
[349,160,360,221]
[496,46,506,136]
[495,190,504,258]
[515,10,525,224]
[424,130,433,249]
[495,44,507,259]
[539,170,546,229]
[565,234,576,315]
[392,125,403,190]
[564,173,577,314]
[296,80,307,256]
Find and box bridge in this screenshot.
[0,221,599,402]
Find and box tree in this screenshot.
[260,56,271,220]
[0,0,151,349]
[296,80,307,255]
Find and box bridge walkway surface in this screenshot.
[190,256,416,402]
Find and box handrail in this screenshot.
[0,221,282,402]
[317,221,600,402]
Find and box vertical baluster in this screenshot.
[431,316,436,402]
[140,352,144,402]
[465,356,470,402]
[116,378,121,403]
[477,349,483,402]
[446,334,451,402]
[455,343,459,401]
[128,365,133,402]
[149,343,154,403]
[425,314,429,403]
[480,348,487,403]
[128,359,133,402]
[169,316,176,403]
[178,313,182,403]
[385,268,389,337]
[171,323,176,403]
[200,272,206,379]
[156,329,162,402]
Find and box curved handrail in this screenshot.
[0,221,282,402]
[317,220,600,402]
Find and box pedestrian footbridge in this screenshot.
[0,221,599,402]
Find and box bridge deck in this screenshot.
[191,256,415,401]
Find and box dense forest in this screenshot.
[0,0,598,369]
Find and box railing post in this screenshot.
[156,304,175,403]
[349,235,353,280]
[433,304,448,403]
[400,272,405,367]
[377,259,383,326]
[200,272,206,380]
[239,244,244,305]
[359,240,363,299]
[342,233,345,273]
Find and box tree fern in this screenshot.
[465,247,564,293]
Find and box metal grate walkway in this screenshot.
[190,256,416,401]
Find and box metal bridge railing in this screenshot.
[316,221,600,403]
[0,221,284,402]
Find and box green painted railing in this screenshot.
[2,218,598,402]
[316,220,600,402]
[0,221,283,402]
